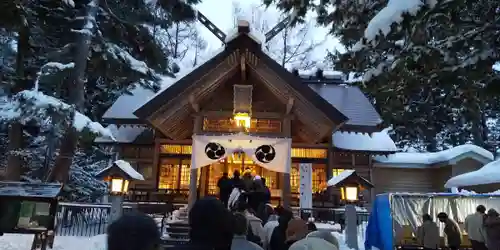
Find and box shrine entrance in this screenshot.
[201,152,280,198]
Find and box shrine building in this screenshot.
[96,20,398,207]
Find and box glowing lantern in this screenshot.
[233,112,251,129]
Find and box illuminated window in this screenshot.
[290,165,300,193]
[291,148,327,159]
[208,162,225,195]
[160,145,192,154]
[179,159,195,190]
[158,159,179,190]
[312,165,326,193]
[332,169,345,177]
[203,118,281,133]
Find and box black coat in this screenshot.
[217,176,232,198]
[269,225,288,250]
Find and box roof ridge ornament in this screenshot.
[195,10,295,45]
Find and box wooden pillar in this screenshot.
[282,115,292,208]
[188,114,203,210]
[326,138,334,199]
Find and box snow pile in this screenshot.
[0,234,106,250]
[375,144,493,165]
[450,187,500,195]
[0,90,114,139]
[333,128,397,152]
[445,159,500,188]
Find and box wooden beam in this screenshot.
[189,94,200,112]
[241,56,246,81]
[286,98,294,115]
[197,11,226,43]
[265,15,292,43]
[199,110,291,119]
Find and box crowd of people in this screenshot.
[106,170,341,250]
[416,205,500,250]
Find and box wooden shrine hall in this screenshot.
[97,17,396,207]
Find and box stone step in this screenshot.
[168,232,189,239]
[161,238,189,248]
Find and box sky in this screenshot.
[195,0,344,64]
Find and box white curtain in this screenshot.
[191,133,291,173]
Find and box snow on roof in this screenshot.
[374,144,494,166]
[445,160,500,188]
[333,127,397,152]
[96,160,144,181]
[327,169,355,187]
[224,20,266,44]
[94,124,147,143]
[102,47,224,121]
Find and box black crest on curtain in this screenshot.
[205,142,226,160]
[255,145,276,163]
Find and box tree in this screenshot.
[232,1,324,69]
[263,0,500,151]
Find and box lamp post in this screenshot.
[96,160,144,223]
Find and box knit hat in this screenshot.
[286,218,309,242]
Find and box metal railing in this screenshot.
[55,202,174,236]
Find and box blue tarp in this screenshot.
[365,193,393,250]
[364,192,500,250]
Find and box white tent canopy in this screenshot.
[191,133,292,173]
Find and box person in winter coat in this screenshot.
[263,213,279,250]
[269,209,294,250]
[184,197,233,250]
[484,209,500,250]
[437,212,462,250]
[417,214,440,250]
[231,213,264,250]
[261,177,271,204]
[218,172,232,207]
[107,212,160,250]
[231,170,245,189]
[285,219,309,249]
[465,205,488,250]
[289,230,339,250]
[235,196,267,246]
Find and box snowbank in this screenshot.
[333,128,397,152]
[0,234,106,250]
[445,160,500,188]
[374,144,493,165]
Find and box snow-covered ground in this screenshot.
[0,222,367,250]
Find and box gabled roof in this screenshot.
[134,34,348,127]
[309,84,383,132]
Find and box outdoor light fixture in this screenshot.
[234,112,251,129]
[340,186,359,202]
[109,177,130,195]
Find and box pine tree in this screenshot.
[263,0,500,151]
